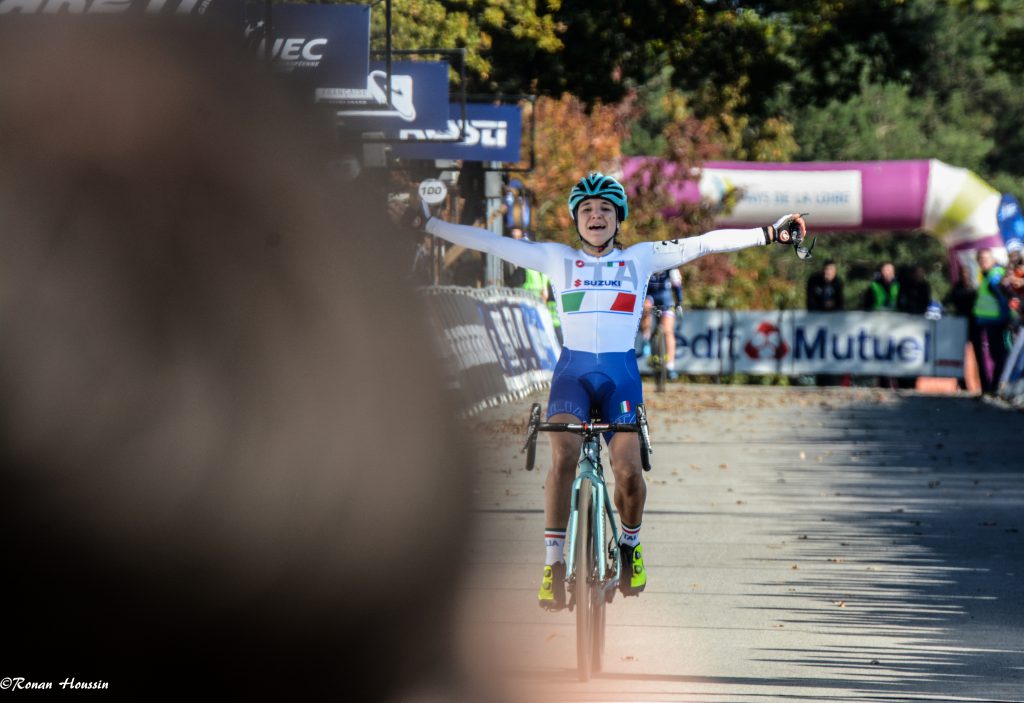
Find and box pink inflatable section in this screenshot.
[621,158,1003,255]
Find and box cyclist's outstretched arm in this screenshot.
[647,213,808,270]
[424,217,556,272]
[645,227,765,270]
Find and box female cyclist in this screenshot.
[406,172,806,610]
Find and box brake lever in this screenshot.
[637,404,653,455]
[795,236,816,260]
[785,213,813,261]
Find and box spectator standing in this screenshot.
[1000,249,1024,330]
[862,262,900,311]
[945,265,979,391]
[898,265,932,315]
[862,262,901,388]
[806,259,844,311]
[972,248,1012,394]
[806,259,845,385]
[946,265,978,318]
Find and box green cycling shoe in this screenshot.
[619,543,647,596]
[538,562,566,611]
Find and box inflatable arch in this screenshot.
[622,158,1014,273]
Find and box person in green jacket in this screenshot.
[862,262,900,311]
[971,248,1011,394]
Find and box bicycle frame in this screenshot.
[565,436,620,606]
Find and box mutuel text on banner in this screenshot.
[244,3,369,100]
[390,103,522,164]
[330,60,449,132]
[670,310,966,378]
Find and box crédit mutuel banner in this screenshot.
[652,310,967,378]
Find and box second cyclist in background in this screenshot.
[640,269,683,380]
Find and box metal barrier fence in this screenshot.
[420,286,560,416]
[998,331,1024,407]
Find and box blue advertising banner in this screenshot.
[420,287,559,415]
[245,3,369,98]
[390,103,522,163]
[329,60,449,131]
[997,193,1024,252]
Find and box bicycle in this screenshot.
[522,402,653,681]
[644,305,678,393]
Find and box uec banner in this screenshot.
[246,3,370,101]
[655,310,967,377]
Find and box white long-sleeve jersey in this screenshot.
[425,218,766,354]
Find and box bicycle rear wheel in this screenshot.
[574,477,595,682]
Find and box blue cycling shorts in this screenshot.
[546,349,642,431]
[646,289,677,313]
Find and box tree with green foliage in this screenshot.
[370,0,1024,309]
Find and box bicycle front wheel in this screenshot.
[574,476,595,682]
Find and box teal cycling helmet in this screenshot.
[568,172,628,223]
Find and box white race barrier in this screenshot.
[644,310,967,378]
[997,332,1024,407]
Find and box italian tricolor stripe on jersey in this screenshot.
[561,291,637,313]
[620,400,631,414]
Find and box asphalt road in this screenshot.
[454,384,1024,703]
